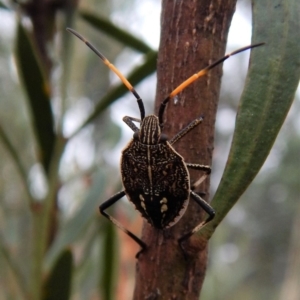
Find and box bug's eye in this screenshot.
[133,131,140,140]
[159,134,168,143]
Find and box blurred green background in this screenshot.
[0,0,299,299]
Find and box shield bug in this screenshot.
[67,28,263,257]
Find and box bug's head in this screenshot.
[137,115,163,145]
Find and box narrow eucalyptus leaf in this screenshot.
[204,0,300,238]
[43,249,73,300]
[79,10,153,53]
[15,22,55,173]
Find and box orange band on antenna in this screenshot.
[170,69,208,97]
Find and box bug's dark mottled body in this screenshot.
[121,116,190,228]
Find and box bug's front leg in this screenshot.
[99,190,147,258]
[169,116,203,145]
[122,116,141,133]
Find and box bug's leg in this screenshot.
[122,116,141,133]
[170,119,212,189]
[178,191,215,245]
[186,163,211,190]
[100,190,147,258]
[169,116,203,145]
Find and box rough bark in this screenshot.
[133,0,237,299]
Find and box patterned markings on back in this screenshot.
[121,140,190,228]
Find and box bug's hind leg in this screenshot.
[100,190,147,258]
[178,191,215,246]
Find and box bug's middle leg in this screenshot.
[186,163,211,190]
[169,116,210,189]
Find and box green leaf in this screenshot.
[43,249,73,300]
[0,1,9,9]
[71,50,157,137]
[45,169,107,269]
[203,0,300,237]
[0,235,28,298]
[79,10,153,54]
[0,123,32,203]
[15,22,55,173]
[100,221,118,300]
